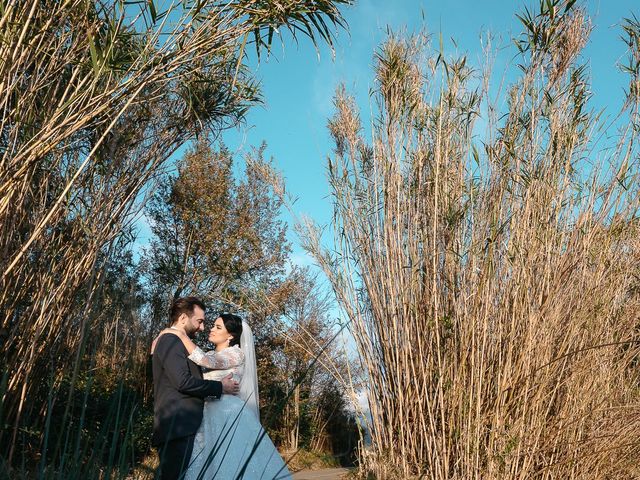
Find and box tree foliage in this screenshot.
[143,141,290,322]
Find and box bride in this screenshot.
[158,313,291,480]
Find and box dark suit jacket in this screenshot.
[152,333,222,446]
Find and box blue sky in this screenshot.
[133,0,638,274]
[215,0,637,270]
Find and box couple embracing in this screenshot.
[151,297,291,480]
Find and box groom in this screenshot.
[152,296,239,480]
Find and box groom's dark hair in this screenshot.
[170,296,206,325]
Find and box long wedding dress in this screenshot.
[184,322,291,480]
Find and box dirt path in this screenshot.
[292,467,351,479]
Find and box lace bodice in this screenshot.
[188,345,245,384]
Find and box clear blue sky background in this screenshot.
[216,0,638,270]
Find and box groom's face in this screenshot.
[183,306,206,338]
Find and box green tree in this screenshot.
[142,141,290,323]
[264,268,357,462]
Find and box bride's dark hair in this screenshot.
[219,313,243,347]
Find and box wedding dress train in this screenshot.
[185,391,291,480]
[184,325,291,480]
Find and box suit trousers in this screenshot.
[156,434,196,480]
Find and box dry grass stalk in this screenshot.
[301,3,640,478]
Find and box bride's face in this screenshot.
[208,317,232,346]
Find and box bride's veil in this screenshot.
[239,320,260,418]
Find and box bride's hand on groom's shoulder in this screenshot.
[221,373,240,395]
[160,327,185,337]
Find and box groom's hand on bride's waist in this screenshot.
[221,373,240,395]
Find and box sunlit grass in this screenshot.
[301,1,640,478]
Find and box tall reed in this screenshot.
[0,0,349,474]
[302,1,640,478]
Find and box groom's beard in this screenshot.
[184,325,199,338]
